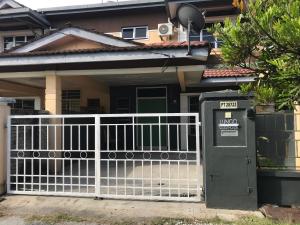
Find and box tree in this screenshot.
[212,0,300,109]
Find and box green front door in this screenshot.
[137,98,167,149]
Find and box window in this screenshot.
[9,99,35,110]
[122,26,148,40]
[137,87,166,98]
[3,35,35,50]
[62,90,81,114]
[189,28,223,48]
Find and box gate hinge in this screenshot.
[247,187,253,194]
[246,157,251,164]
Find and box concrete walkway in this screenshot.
[0,195,263,225]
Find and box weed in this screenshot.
[25,213,86,225]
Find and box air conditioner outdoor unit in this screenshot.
[158,23,174,36]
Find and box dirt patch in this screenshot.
[0,206,7,218]
[261,205,300,224]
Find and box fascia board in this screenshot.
[0,48,209,66]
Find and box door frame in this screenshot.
[135,86,168,149]
[136,86,168,113]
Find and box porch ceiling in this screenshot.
[3,77,45,88]
[0,65,205,88]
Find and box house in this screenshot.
[0,0,254,116]
[0,0,256,201]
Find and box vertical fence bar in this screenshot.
[6,117,11,193]
[106,126,109,151]
[141,124,143,151]
[124,125,126,151]
[195,114,201,201]
[115,125,118,151]
[167,125,170,151]
[177,124,179,151]
[159,116,161,151]
[38,118,41,192]
[62,119,65,193]
[133,116,135,151]
[186,124,189,151]
[150,125,152,151]
[31,125,34,191]
[95,116,101,197]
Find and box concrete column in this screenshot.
[45,73,62,172]
[45,73,62,115]
[295,104,300,170]
[0,103,11,195]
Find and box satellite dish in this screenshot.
[176,3,205,33]
[175,3,205,55]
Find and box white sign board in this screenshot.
[220,101,238,109]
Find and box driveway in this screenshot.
[0,195,262,225]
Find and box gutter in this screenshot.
[0,48,209,67]
[197,77,256,87]
[40,0,165,16]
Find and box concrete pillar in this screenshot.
[45,73,62,172]
[45,73,62,115]
[0,100,11,195]
[295,104,300,170]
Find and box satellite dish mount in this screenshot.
[176,4,205,55]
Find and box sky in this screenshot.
[17,0,129,10]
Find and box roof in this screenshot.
[203,68,255,78]
[0,0,50,30]
[1,41,209,57]
[0,40,209,70]
[8,26,140,53]
[39,0,166,15]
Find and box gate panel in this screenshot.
[7,115,96,196]
[97,113,201,202]
[7,113,202,202]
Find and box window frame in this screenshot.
[121,26,149,40]
[62,90,81,114]
[3,35,34,50]
[8,97,40,110]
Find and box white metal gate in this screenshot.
[7,113,202,201]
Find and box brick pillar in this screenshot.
[0,102,11,195]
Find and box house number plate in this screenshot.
[220,101,238,109]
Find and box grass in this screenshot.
[25,213,87,225]
[24,215,300,225]
[236,216,300,225]
[145,217,300,225]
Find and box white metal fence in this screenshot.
[7,113,202,202]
